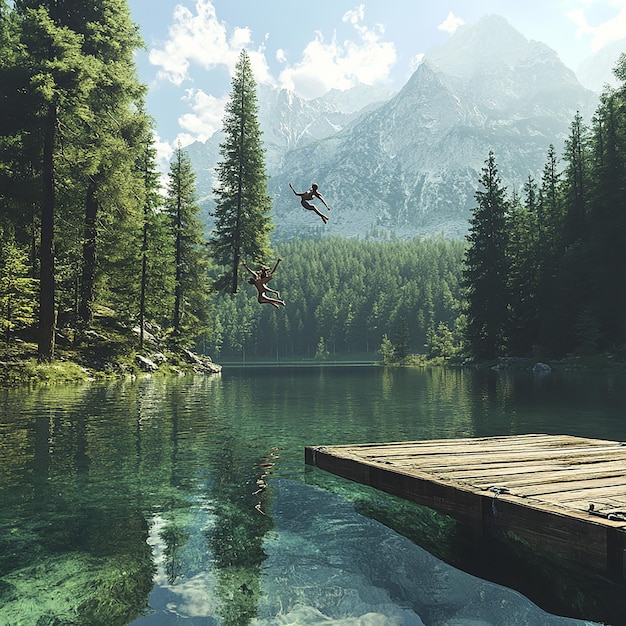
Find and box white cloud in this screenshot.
[246,46,275,87]
[438,11,464,35]
[147,0,276,147]
[566,1,626,52]
[148,0,259,85]
[567,7,594,35]
[277,5,396,99]
[177,89,227,143]
[173,132,199,148]
[147,0,397,145]
[151,133,175,186]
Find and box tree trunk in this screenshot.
[231,82,245,295]
[173,197,182,332]
[231,246,240,295]
[139,203,148,350]
[38,102,56,362]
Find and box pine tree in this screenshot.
[535,144,567,352]
[506,181,540,355]
[209,49,273,294]
[0,2,41,260]
[554,112,594,354]
[562,111,589,246]
[165,144,209,337]
[378,334,396,365]
[137,127,172,347]
[15,3,99,361]
[463,151,510,359]
[588,59,626,348]
[73,0,146,327]
[539,144,563,246]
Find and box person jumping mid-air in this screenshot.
[242,258,285,308]
[289,182,330,224]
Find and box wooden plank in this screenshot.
[305,435,626,579]
[509,474,626,497]
[363,447,626,466]
[447,459,626,484]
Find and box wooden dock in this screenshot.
[305,434,626,578]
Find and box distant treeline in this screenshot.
[206,237,466,359]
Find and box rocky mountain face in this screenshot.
[187,81,391,222]
[188,15,598,241]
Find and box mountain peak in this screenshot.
[427,14,535,79]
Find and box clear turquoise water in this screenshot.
[1,365,624,625]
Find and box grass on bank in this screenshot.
[0,306,217,388]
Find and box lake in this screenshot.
[1,365,625,625]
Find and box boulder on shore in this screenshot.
[135,355,158,372]
[181,348,222,374]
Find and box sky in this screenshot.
[127,0,626,168]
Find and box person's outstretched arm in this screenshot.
[270,258,282,274]
[241,261,256,277]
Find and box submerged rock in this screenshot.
[533,362,552,374]
[251,480,592,625]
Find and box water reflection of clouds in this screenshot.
[142,508,219,620]
[163,573,218,618]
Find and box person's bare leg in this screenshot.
[315,209,328,223]
[302,200,328,223]
[258,294,284,308]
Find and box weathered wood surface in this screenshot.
[305,434,626,577]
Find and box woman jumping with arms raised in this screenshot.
[242,259,285,308]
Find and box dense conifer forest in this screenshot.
[463,67,626,361]
[1,0,626,381]
[206,237,466,360]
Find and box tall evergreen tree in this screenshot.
[506,180,540,355]
[72,0,146,327]
[538,144,563,244]
[589,60,626,348]
[165,144,209,337]
[562,111,589,246]
[209,49,273,294]
[137,127,172,347]
[0,1,41,260]
[553,112,595,353]
[14,2,98,361]
[463,152,510,359]
[535,144,568,352]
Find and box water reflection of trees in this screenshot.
[208,446,273,624]
[202,375,276,626]
[0,383,155,625]
[137,373,275,625]
[5,368,626,624]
